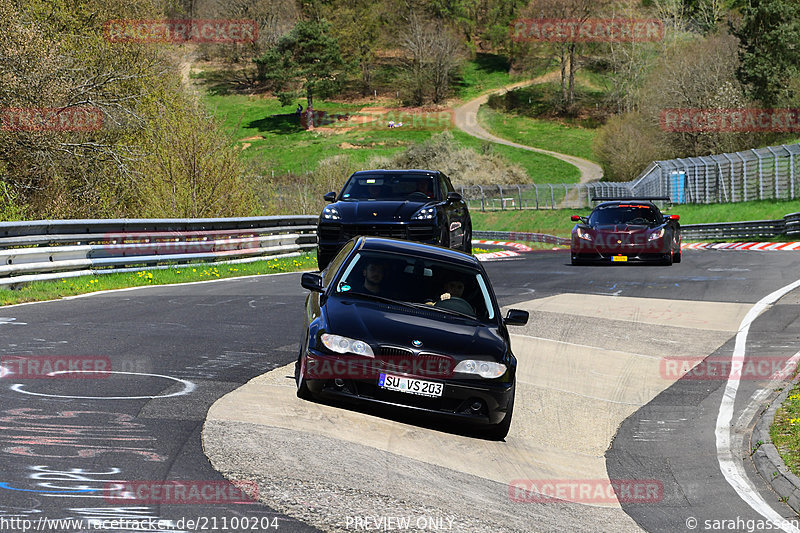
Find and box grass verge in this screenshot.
[471,199,800,237]
[770,383,800,476]
[450,129,580,183]
[478,106,598,163]
[0,253,317,307]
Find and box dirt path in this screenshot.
[453,73,603,183]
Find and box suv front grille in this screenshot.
[408,226,436,242]
[341,225,406,240]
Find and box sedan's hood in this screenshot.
[325,297,506,360]
[333,200,432,223]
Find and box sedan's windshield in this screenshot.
[340,174,436,201]
[335,251,494,321]
[588,204,663,227]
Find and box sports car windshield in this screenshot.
[339,174,436,201]
[334,251,495,322]
[588,205,663,227]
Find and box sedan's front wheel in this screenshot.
[295,349,312,400]
[484,392,514,441]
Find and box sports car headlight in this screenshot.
[322,206,341,220]
[454,360,507,378]
[648,228,665,241]
[321,334,374,356]
[412,207,436,220]
[576,227,592,241]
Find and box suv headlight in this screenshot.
[454,360,507,378]
[648,228,665,241]
[322,206,341,220]
[412,207,436,220]
[321,334,374,356]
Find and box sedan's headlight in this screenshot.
[321,334,374,356]
[454,360,507,378]
[412,207,436,220]
[576,227,592,241]
[322,206,341,220]
[648,228,665,241]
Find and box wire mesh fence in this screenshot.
[629,142,800,203]
[458,182,633,211]
[461,142,800,210]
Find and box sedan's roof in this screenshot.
[354,237,479,269]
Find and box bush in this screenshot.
[132,100,258,217]
[593,113,668,182]
[373,131,528,186]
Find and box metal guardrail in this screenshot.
[680,212,800,240]
[474,230,570,246]
[0,216,318,289]
[475,213,800,244]
[680,220,786,240]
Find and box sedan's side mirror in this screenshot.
[446,191,463,203]
[504,309,529,326]
[570,215,581,221]
[667,214,680,221]
[323,191,337,203]
[301,272,324,292]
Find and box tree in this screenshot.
[521,0,610,113]
[400,13,464,106]
[255,19,345,127]
[733,0,800,107]
[639,32,757,157]
[326,0,385,96]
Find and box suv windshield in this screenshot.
[334,251,494,322]
[588,204,663,227]
[340,174,436,201]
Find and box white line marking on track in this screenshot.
[10,370,196,400]
[716,279,800,533]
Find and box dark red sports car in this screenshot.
[570,198,681,265]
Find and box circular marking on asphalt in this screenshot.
[10,370,196,400]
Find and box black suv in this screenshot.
[316,169,472,269]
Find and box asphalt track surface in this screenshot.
[2,249,800,532]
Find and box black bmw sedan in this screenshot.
[296,236,529,440]
[315,169,472,270]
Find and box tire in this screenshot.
[316,248,333,271]
[662,251,673,266]
[484,391,514,441]
[673,251,682,263]
[439,225,450,248]
[294,348,312,400]
[462,223,472,254]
